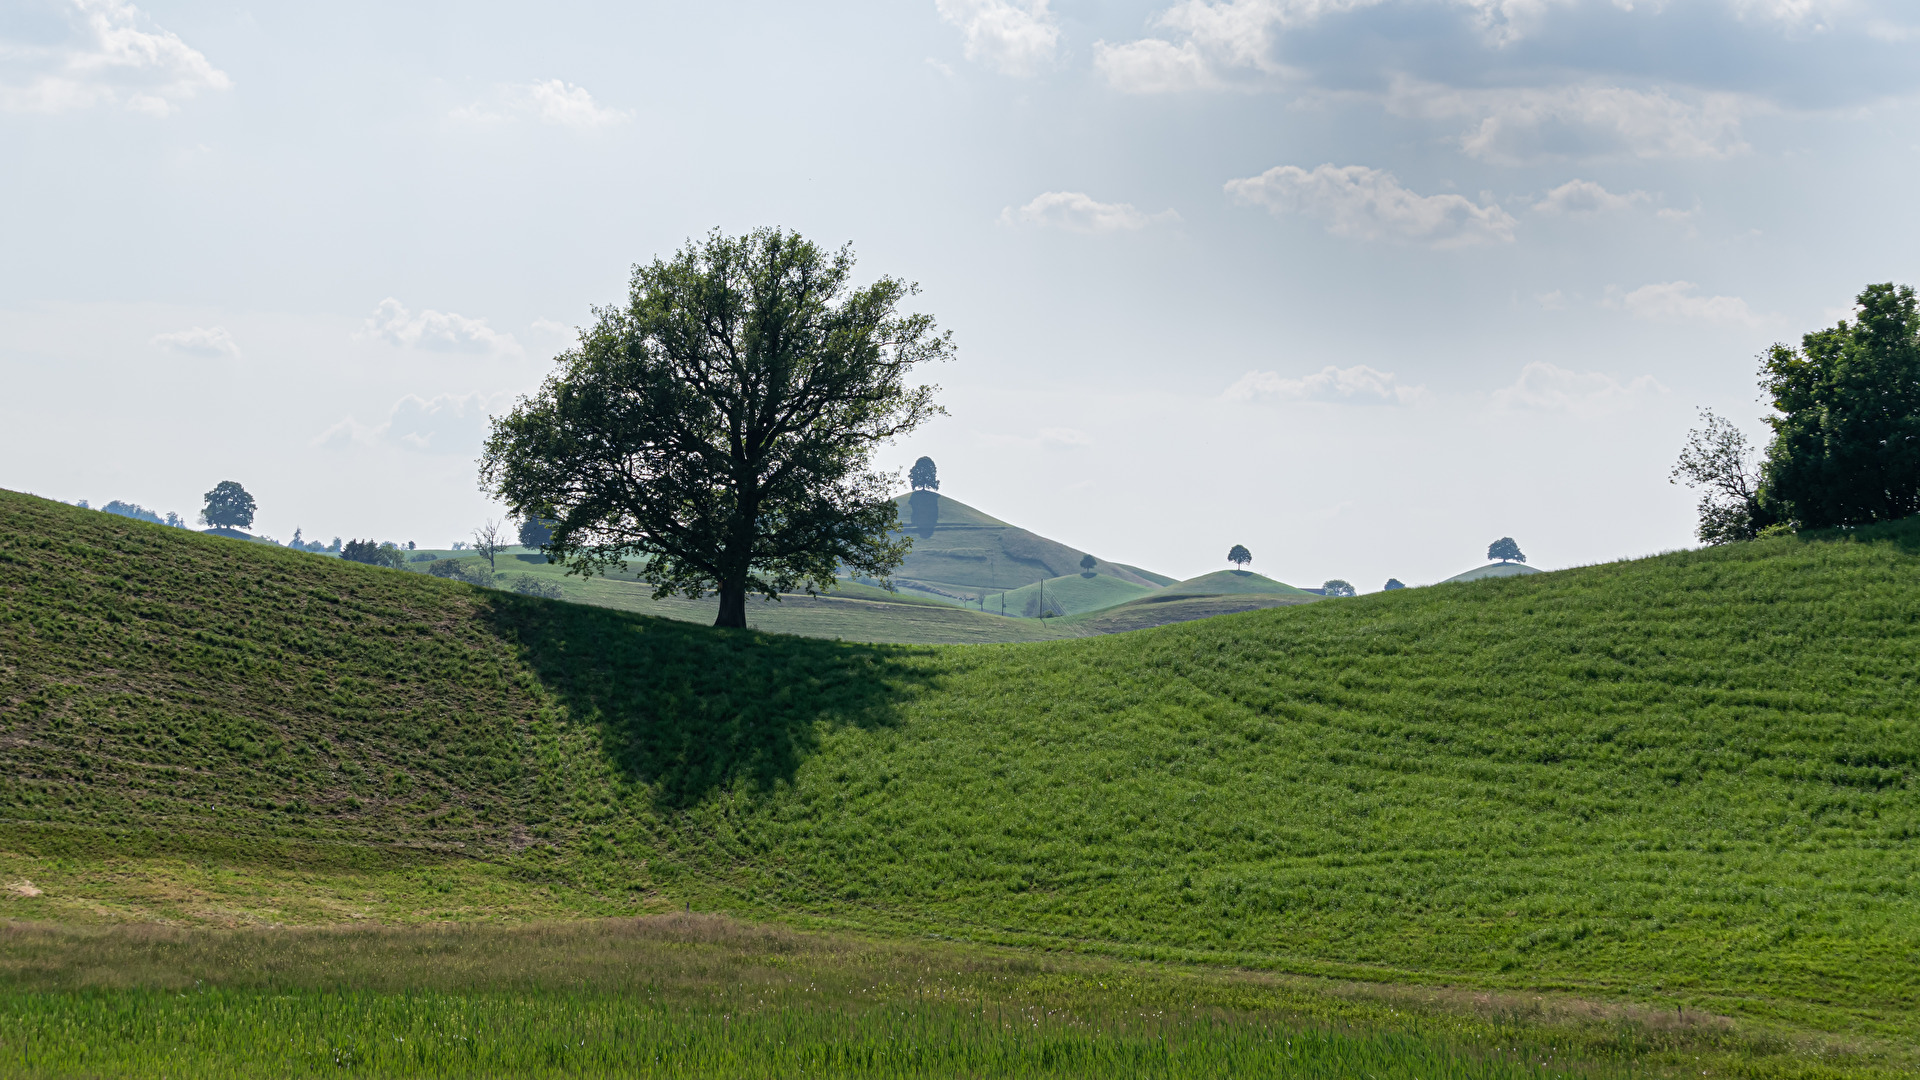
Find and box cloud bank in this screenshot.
[360,299,520,354]
[1226,364,1423,404]
[0,0,231,116]
[1226,163,1517,246]
[1003,191,1180,232]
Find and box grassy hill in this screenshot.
[987,572,1158,618]
[1062,591,1321,633]
[4,488,1920,1061]
[1159,568,1316,596]
[886,491,1164,596]
[1440,561,1544,584]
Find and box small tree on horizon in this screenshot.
[1488,537,1526,563]
[1227,544,1252,570]
[518,515,554,549]
[472,519,507,572]
[1079,553,1097,575]
[1383,578,1405,590]
[199,481,256,531]
[909,456,939,492]
[1322,579,1355,597]
[1672,409,1764,544]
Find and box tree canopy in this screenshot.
[199,481,255,530]
[481,228,951,628]
[1227,544,1252,569]
[909,456,939,491]
[517,516,554,549]
[1079,553,1097,575]
[1322,579,1355,597]
[1758,282,1920,529]
[1383,578,1405,590]
[1488,537,1525,563]
[1672,409,1765,544]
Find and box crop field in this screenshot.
[2,491,1918,1076]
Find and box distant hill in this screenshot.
[1158,569,1316,597]
[1062,591,1318,634]
[1440,562,1543,584]
[884,492,1166,599]
[987,572,1157,618]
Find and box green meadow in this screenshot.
[2,489,1918,1076]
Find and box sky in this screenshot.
[3,0,1917,589]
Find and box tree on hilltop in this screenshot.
[1383,578,1405,590]
[472,519,507,572]
[1322,579,1355,597]
[1488,537,1525,563]
[1671,408,1765,544]
[199,481,256,531]
[1227,544,1251,570]
[1079,553,1097,576]
[1757,282,1920,529]
[481,228,951,628]
[910,456,939,492]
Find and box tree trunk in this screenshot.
[715,584,748,628]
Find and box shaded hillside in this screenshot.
[5,489,1920,1040]
[1062,592,1319,633]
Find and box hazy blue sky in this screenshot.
[4,0,1916,587]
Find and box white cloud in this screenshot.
[360,298,521,354]
[1225,364,1423,404]
[1225,163,1517,247]
[1387,80,1753,164]
[1536,290,1568,310]
[1530,178,1650,215]
[1493,361,1665,411]
[1611,281,1762,327]
[453,79,630,129]
[934,0,1060,77]
[316,392,509,454]
[1002,191,1180,232]
[0,0,231,116]
[149,325,239,360]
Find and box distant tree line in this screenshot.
[1677,282,1920,542]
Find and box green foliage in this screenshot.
[517,516,554,549]
[341,540,406,568]
[1320,578,1355,597]
[909,455,939,491]
[1080,553,1097,575]
[5,492,1920,1045]
[1760,282,1920,528]
[1672,408,1766,544]
[1487,537,1525,563]
[198,481,255,531]
[1227,544,1251,569]
[1383,578,1405,590]
[481,228,952,628]
[508,574,563,599]
[426,558,494,586]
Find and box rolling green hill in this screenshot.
[886,491,1165,597]
[1062,591,1321,633]
[1158,568,1316,596]
[986,572,1158,618]
[1440,561,1544,584]
[4,488,1919,1055]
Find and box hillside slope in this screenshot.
[887,491,1164,595]
[3,490,1918,1040]
[1441,562,1544,584]
[1159,569,1316,596]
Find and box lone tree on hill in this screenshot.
[517,515,554,549]
[1079,553,1097,576]
[1383,578,1405,590]
[1671,408,1764,544]
[471,519,507,572]
[1227,544,1252,570]
[1756,282,1920,529]
[1322,579,1355,597]
[909,456,939,491]
[199,481,256,531]
[1488,537,1525,563]
[481,228,952,629]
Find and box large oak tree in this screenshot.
[481,229,950,628]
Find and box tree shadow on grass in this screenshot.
[475,593,936,808]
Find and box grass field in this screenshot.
[4,490,1919,1076]
[1158,568,1317,596]
[2,916,1797,1079]
[986,571,1159,618]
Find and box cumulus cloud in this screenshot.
[1610,281,1762,327]
[150,325,239,360]
[1225,163,1517,247]
[360,298,520,354]
[316,392,509,454]
[1387,81,1753,164]
[453,79,630,129]
[1225,364,1423,404]
[1002,191,1180,232]
[1530,178,1651,215]
[935,0,1059,77]
[1493,361,1665,411]
[0,0,231,116]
